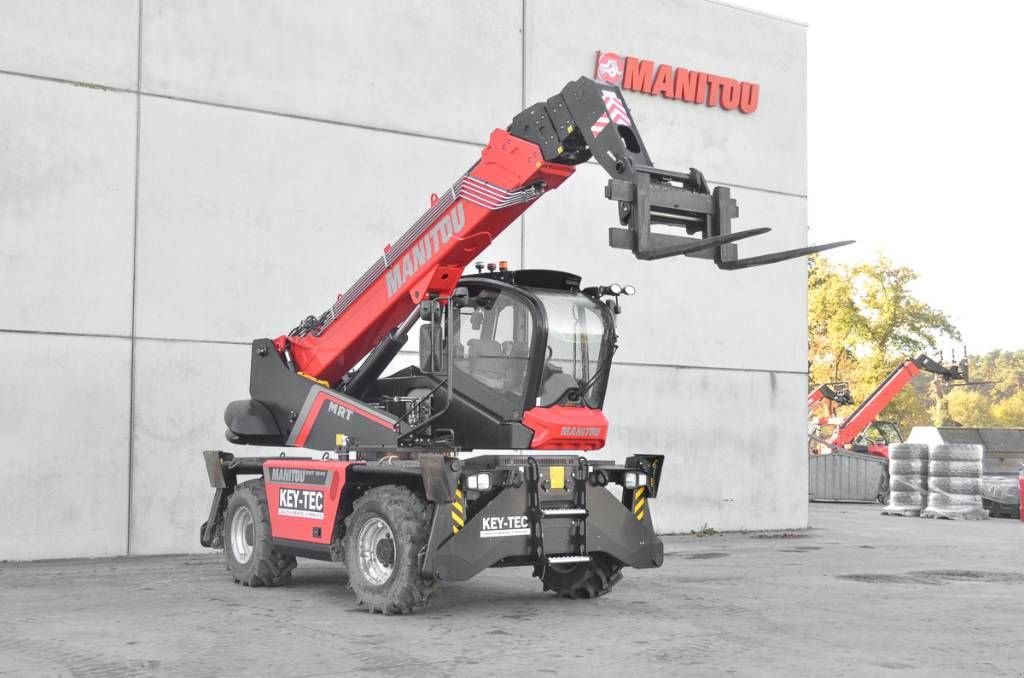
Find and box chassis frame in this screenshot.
[201,450,665,581]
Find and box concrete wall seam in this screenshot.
[0,1,808,558]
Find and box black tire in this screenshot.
[926,492,985,510]
[890,474,926,493]
[224,480,297,587]
[928,460,982,478]
[929,443,983,462]
[889,459,927,476]
[887,491,926,508]
[888,443,929,461]
[342,485,437,615]
[537,553,623,599]
[928,476,982,495]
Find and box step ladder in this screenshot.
[526,457,590,570]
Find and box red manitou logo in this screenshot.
[595,51,625,85]
[594,50,760,115]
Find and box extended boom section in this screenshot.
[281,76,848,385]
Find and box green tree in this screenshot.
[808,255,863,383]
[946,388,998,427]
[808,254,961,433]
[850,257,959,359]
[944,350,1024,427]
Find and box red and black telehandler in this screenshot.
[809,354,968,503]
[199,76,849,613]
[811,353,969,459]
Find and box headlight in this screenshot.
[466,473,491,491]
[623,471,648,489]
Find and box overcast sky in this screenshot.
[735,0,1023,355]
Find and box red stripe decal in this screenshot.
[293,392,395,447]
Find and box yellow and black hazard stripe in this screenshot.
[633,486,646,521]
[451,485,465,534]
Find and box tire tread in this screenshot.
[225,480,297,588]
[342,485,438,615]
[537,554,623,599]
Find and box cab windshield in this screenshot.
[445,285,614,416]
[534,290,613,408]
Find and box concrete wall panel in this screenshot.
[0,0,139,88]
[523,163,808,372]
[0,332,130,560]
[134,96,518,344]
[525,0,806,195]
[0,75,136,335]
[603,364,808,532]
[141,0,523,144]
[129,339,267,554]
[1,2,811,559]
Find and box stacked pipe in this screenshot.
[921,443,988,520]
[883,443,929,516]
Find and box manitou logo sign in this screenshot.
[595,51,760,115]
[561,426,602,438]
[385,203,466,297]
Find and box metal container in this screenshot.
[808,451,886,503]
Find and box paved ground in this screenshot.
[1,503,1021,677]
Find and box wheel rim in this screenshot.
[357,516,396,586]
[230,506,255,564]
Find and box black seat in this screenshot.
[223,399,283,444]
[467,338,507,388]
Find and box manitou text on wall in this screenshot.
[595,51,759,114]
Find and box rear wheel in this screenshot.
[342,485,437,614]
[224,480,297,587]
[537,553,623,599]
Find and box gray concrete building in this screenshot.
[0,1,809,560]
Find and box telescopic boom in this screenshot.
[279,77,850,385]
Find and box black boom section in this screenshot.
[228,338,401,449]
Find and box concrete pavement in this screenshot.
[1,503,1021,677]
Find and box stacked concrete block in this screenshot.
[922,444,988,520]
[883,443,929,516]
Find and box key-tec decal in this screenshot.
[278,488,325,520]
[480,515,531,538]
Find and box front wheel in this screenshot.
[224,480,297,587]
[537,553,623,599]
[342,485,438,614]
